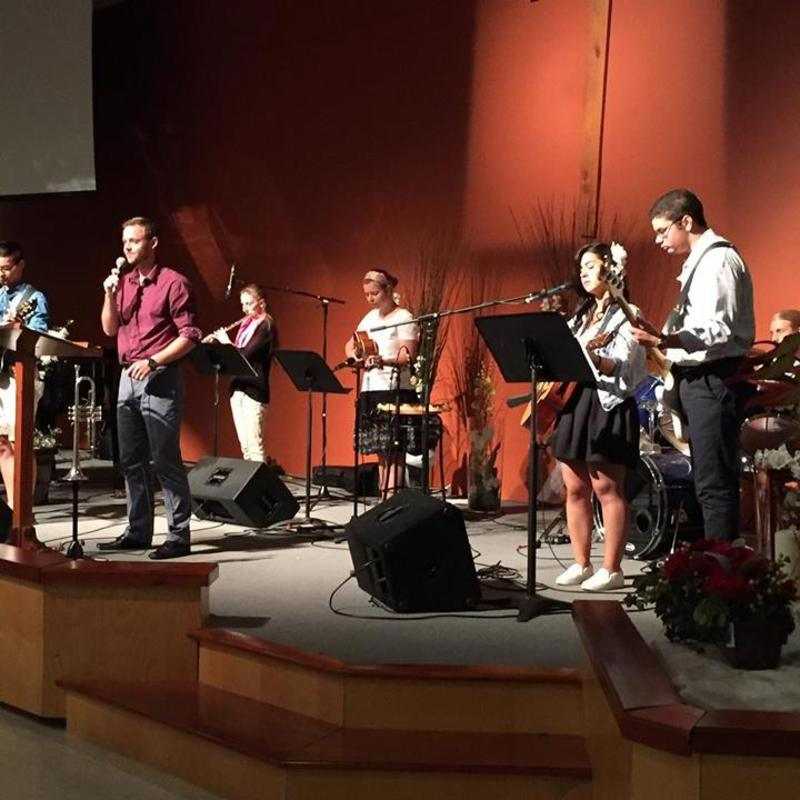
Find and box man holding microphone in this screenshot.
[98,217,201,559]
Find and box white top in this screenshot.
[663,228,755,366]
[356,306,419,392]
[574,304,647,412]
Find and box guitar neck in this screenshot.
[611,291,637,326]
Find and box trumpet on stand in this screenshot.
[65,366,102,558]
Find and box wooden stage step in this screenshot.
[62,680,592,800]
[191,628,586,735]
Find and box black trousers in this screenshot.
[676,358,743,541]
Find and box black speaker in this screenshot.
[346,489,481,612]
[312,464,380,496]
[188,457,299,527]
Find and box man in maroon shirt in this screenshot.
[98,216,201,559]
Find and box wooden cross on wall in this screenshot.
[578,0,613,241]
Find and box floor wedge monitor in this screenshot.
[189,457,299,528]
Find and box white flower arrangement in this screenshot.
[753,444,800,478]
[609,241,628,284]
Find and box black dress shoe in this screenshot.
[148,541,190,560]
[97,534,151,551]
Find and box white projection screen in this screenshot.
[0,0,95,196]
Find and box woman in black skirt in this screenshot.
[344,269,419,497]
[552,242,646,592]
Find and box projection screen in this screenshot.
[0,0,95,196]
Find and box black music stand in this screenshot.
[476,312,595,622]
[274,350,350,530]
[190,343,258,457]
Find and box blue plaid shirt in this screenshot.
[0,282,49,333]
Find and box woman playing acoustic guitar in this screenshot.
[344,269,419,498]
[552,242,646,591]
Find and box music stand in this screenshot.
[190,343,258,457]
[274,350,350,529]
[475,312,595,622]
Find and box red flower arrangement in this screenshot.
[625,539,797,647]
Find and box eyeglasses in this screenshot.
[654,220,677,242]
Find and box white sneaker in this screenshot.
[555,563,594,586]
[580,568,624,592]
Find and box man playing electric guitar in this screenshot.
[630,189,754,542]
[0,241,50,510]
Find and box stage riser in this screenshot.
[198,643,585,736]
[576,601,800,800]
[65,692,591,800]
[0,569,211,717]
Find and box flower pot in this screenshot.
[468,485,501,513]
[732,618,785,670]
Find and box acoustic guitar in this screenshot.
[0,297,39,373]
[519,329,614,443]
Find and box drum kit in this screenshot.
[593,336,800,559]
[592,375,703,559]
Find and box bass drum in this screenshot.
[593,450,703,560]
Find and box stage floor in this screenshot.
[23,453,666,671]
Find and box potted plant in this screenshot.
[625,539,797,669]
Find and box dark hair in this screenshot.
[121,216,158,238]
[0,241,24,264]
[649,189,708,229]
[775,309,800,330]
[572,241,627,325]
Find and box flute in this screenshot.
[220,315,248,332]
[202,315,248,343]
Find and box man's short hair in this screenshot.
[121,216,158,238]
[775,309,800,330]
[0,241,24,264]
[649,189,708,229]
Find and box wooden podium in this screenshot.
[0,324,103,549]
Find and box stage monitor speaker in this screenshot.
[345,488,481,612]
[188,457,299,528]
[312,463,380,496]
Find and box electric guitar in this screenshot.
[602,272,689,445]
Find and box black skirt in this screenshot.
[551,384,639,468]
[357,390,442,456]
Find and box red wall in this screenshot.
[1,0,798,501]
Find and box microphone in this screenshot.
[524,280,575,304]
[332,356,357,371]
[224,264,236,300]
[114,256,126,274]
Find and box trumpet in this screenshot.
[65,366,102,482]
[202,316,248,342]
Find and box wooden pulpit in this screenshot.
[0,324,103,549]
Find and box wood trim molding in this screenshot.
[190,628,582,685]
[572,600,800,757]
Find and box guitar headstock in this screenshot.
[14,297,38,323]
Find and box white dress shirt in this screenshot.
[663,228,755,366]
[574,304,647,411]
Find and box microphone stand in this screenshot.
[368,282,575,494]
[264,285,345,500]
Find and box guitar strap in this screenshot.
[664,239,734,334]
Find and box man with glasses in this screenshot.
[98,217,201,559]
[630,189,754,542]
[0,241,49,515]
